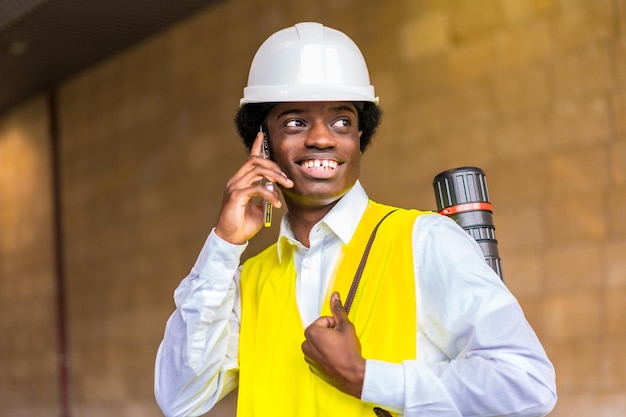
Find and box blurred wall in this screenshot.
[1,0,626,416]
[0,97,60,415]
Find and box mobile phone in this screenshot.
[260,126,272,227]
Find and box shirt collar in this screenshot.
[277,180,370,262]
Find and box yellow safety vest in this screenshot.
[238,202,425,416]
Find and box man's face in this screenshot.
[264,101,362,209]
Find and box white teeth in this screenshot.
[302,159,338,170]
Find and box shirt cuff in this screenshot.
[192,228,247,285]
[361,359,405,413]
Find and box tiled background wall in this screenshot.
[1,0,625,416]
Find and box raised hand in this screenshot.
[301,292,366,398]
[214,131,293,244]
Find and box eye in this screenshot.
[284,119,305,128]
[331,118,351,128]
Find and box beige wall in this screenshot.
[0,97,60,416]
[1,0,626,415]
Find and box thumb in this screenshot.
[330,292,349,328]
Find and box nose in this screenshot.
[304,120,336,149]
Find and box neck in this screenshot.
[285,200,339,248]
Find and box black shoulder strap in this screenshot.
[344,209,398,314]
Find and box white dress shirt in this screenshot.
[155,181,557,417]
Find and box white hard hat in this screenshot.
[240,22,378,106]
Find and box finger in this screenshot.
[250,130,265,157]
[302,335,323,356]
[228,166,287,208]
[245,165,293,190]
[330,292,349,327]
[303,319,333,346]
[252,182,282,208]
[304,357,335,386]
[239,139,294,191]
[309,316,336,329]
[301,338,322,361]
[304,354,318,369]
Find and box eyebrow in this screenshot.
[330,104,358,115]
[273,104,358,120]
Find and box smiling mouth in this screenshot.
[300,159,340,170]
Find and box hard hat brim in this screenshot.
[240,85,379,107]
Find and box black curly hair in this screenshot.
[234,102,382,152]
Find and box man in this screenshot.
[155,22,557,417]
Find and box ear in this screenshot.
[358,130,364,153]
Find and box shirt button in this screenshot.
[303,260,312,269]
